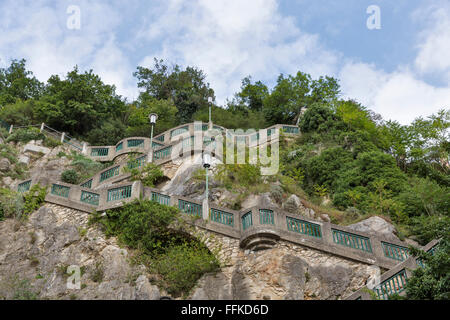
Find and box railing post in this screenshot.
[202,198,209,220]
[82,142,87,155]
[40,123,45,132]
[60,132,65,143]
[9,124,13,134]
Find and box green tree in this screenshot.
[134,59,214,123]
[0,59,43,105]
[263,72,340,125]
[235,76,269,112]
[125,95,178,137]
[405,238,450,300]
[34,66,126,136]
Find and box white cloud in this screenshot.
[0,0,134,97]
[138,0,339,104]
[414,2,450,82]
[339,62,450,124]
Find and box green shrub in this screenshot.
[61,169,80,184]
[153,242,220,297]
[126,162,164,187]
[0,188,24,219]
[89,199,219,297]
[405,237,450,300]
[6,127,45,144]
[11,278,38,300]
[23,184,47,216]
[42,137,62,148]
[68,152,105,182]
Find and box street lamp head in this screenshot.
[149,113,158,124]
[203,153,211,168]
[208,97,213,104]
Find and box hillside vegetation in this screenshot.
[0,58,448,299]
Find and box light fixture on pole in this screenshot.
[149,113,158,148]
[203,153,211,202]
[208,97,213,125]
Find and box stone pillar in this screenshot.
[82,143,88,155]
[202,198,209,220]
[40,123,45,132]
[9,124,13,134]
[60,132,65,143]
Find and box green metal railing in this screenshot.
[17,180,32,193]
[171,126,189,138]
[127,139,144,148]
[194,123,209,131]
[182,136,195,148]
[382,242,409,262]
[151,192,170,206]
[80,191,100,206]
[127,156,147,169]
[51,184,70,198]
[152,141,164,149]
[153,146,172,160]
[417,245,439,268]
[178,199,202,217]
[154,135,165,142]
[210,208,234,227]
[259,209,274,225]
[241,211,253,231]
[373,269,408,300]
[107,185,132,202]
[282,126,299,134]
[286,216,322,238]
[80,179,93,189]
[116,142,123,151]
[332,229,372,253]
[99,166,120,182]
[91,147,109,157]
[0,119,9,130]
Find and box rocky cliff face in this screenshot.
[0,204,160,300]
[189,229,379,300]
[0,141,396,300]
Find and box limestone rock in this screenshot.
[135,275,161,300]
[347,216,399,242]
[282,194,302,214]
[18,155,30,165]
[0,158,11,172]
[23,143,51,155]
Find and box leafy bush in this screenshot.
[23,184,47,216]
[153,242,219,297]
[214,163,262,189]
[67,152,105,182]
[0,188,24,219]
[61,169,79,184]
[126,162,164,187]
[405,237,450,300]
[42,137,62,148]
[6,127,45,144]
[89,199,219,296]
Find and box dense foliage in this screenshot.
[89,200,219,297]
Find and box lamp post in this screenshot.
[149,113,158,148]
[208,97,213,128]
[202,153,211,220]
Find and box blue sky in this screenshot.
[0,0,449,124]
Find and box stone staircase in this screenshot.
[10,120,438,300]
